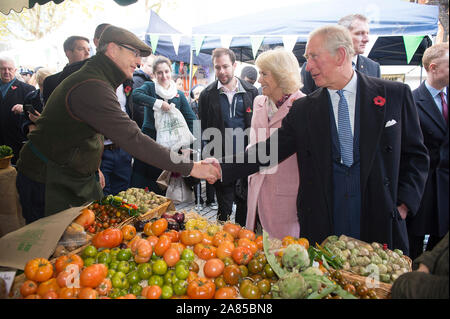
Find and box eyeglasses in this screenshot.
[117,44,140,57]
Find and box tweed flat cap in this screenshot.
[99,25,152,57]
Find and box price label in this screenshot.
[0,270,17,295]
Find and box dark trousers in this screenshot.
[408,234,446,260]
[130,158,165,195]
[16,171,45,224]
[194,182,216,204]
[214,181,247,226]
[100,148,132,196]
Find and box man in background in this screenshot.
[132,54,155,128]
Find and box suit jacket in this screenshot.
[221,72,429,252]
[407,82,449,237]
[300,55,381,95]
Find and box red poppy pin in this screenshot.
[373,96,386,107]
[11,86,17,90]
[124,85,132,96]
[175,93,180,98]
[246,107,252,113]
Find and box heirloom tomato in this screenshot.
[92,228,123,249]
[163,247,180,267]
[203,258,225,278]
[154,235,171,256]
[24,258,53,282]
[223,223,241,239]
[55,254,84,273]
[223,265,241,285]
[180,230,203,246]
[187,277,215,299]
[151,218,168,236]
[238,229,256,241]
[214,287,238,299]
[145,285,162,299]
[232,246,253,265]
[212,231,234,247]
[78,287,99,299]
[20,280,38,297]
[238,238,259,254]
[37,278,60,297]
[80,264,107,288]
[121,225,136,241]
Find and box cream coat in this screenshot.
[246,91,304,239]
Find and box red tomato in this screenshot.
[154,235,171,256]
[92,228,123,249]
[20,280,38,297]
[214,287,238,299]
[238,229,256,241]
[223,223,242,239]
[187,277,216,299]
[232,246,253,265]
[163,247,180,267]
[80,264,107,288]
[203,258,225,278]
[146,285,162,299]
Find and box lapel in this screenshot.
[269,91,303,127]
[307,88,333,218]
[2,79,18,101]
[358,72,386,194]
[416,82,447,133]
[356,55,365,73]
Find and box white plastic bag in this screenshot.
[154,105,196,151]
[165,173,194,204]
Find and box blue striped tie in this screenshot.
[337,90,353,167]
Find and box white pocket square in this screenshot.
[385,119,397,127]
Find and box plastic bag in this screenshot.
[154,105,196,151]
[165,173,194,204]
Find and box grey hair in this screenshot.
[97,43,109,54]
[309,25,355,61]
[0,56,15,66]
[338,14,368,30]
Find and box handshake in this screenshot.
[190,157,222,184]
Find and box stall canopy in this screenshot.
[191,0,439,65]
[144,10,211,66]
[0,0,137,15]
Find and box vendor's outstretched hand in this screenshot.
[190,160,221,184]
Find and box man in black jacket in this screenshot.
[198,48,258,225]
[132,54,155,128]
[300,14,381,95]
[0,56,35,164]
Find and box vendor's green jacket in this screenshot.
[17,53,193,216]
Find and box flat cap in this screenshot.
[99,25,152,57]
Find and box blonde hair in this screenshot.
[255,47,302,94]
[422,43,449,71]
[308,25,355,61]
[36,67,54,87]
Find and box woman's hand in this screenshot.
[161,101,171,112]
[29,110,41,123]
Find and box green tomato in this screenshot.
[264,263,275,278]
[181,248,195,262]
[175,264,189,280]
[109,287,121,299]
[82,245,97,259]
[117,248,132,261]
[129,261,137,272]
[127,271,140,285]
[151,252,160,261]
[109,261,119,271]
[112,271,129,289]
[176,260,189,268]
[107,269,117,279]
[148,275,164,288]
[152,259,168,275]
[137,263,152,280]
[117,261,130,274]
[120,288,129,296]
[164,270,179,286]
[83,257,96,267]
[173,280,188,296]
[130,283,142,296]
[161,285,173,299]
[97,251,112,265]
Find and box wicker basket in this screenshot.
[0,155,13,169]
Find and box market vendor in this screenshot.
[16,25,220,223]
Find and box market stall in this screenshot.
[0,186,412,300]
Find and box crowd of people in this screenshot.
[0,13,448,298]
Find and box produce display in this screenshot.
[116,188,169,213]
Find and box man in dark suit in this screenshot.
[407,43,449,260]
[213,25,429,255]
[301,14,381,94]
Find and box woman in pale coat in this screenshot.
[247,48,305,239]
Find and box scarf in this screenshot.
[155,80,178,101]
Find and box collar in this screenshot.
[425,81,447,98]
[328,70,358,96]
[275,94,292,108]
[352,55,358,68]
[217,77,244,93]
[90,53,128,90]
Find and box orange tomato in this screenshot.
[214,287,238,299]
[74,208,95,229]
[20,280,38,297]
[37,278,60,297]
[213,231,234,247]
[231,246,253,265]
[180,230,203,246]
[255,235,264,251]
[187,277,216,299]
[223,223,242,239]
[238,238,259,254]
[25,294,41,299]
[92,228,123,249]
[170,242,186,255]
[78,287,99,299]
[151,218,168,236]
[202,233,214,245]
[187,271,198,283]
[146,285,162,299]
[42,291,59,299]
[163,247,180,267]
[55,254,84,273]
[129,236,143,254]
[165,230,180,243]
[282,235,296,247]
[58,287,80,299]
[80,264,107,288]
[143,222,154,236]
[223,265,241,285]
[197,244,217,260]
[154,235,171,256]
[136,239,153,258]
[238,229,256,241]
[134,254,151,264]
[24,258,54,282]
[146,235,159,248]
[297,237,309,249]
[121,225,137,241]
[216,241,235,260]
[56,267,78,288]
[203,258,225,278]
[95,278,112,296]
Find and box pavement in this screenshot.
[174,181,236,223]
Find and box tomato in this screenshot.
[173,280,188,296]
[55,254,84,273]
[201,233,214,245]
[214,276,227,289]
[238,265,249,278]
[116,248,132,261]
[24,258,54,282]
[146,235,159,248]
[37,278,60,297]
[238,229,256,241]
[187,271,198,283]
[163,247,180,267]
[20,280,38,297]
[223,265,241,285]
[129,236,143,254]
[223,223,241,239]
[121,225,136,241]
[148,275,164,287]
[154,235,171,256]
[216,241,235,260]
[180,230,203,246]
[82,245,97,259]
[189,261,200,273]
[56,267,78,288]
[222,256,235,267]
[151,218,168,236]
[111,272,129,290]
[92,228,123,249]
[187,277,216,299]
[74,208,95,229]
[59,287,80,299]
[175,264,189,280]
[282,235,296,247]
[97,251,112,265]
[122,293,137,299]
[195,244,217,260]
[80,264,107,288]
[255,236,264,250]
[25,294,41,299]
[232,246,253,265]
[165,230,180,243]
[146,285,162,299]
[203,258,225,278]
[152,259,168,276]
[143,222,154,236]
[248,258,264,274]
[170,242,186,255]
[257,279,271,295]
[180,248,195,263]
[297,237,310,249]
[96,278,112,296]
[137,263,153,280]
[212,231,234,247]
[161,284,174,299]
[127,271,141,285]
[214,287,238,299]
[238,238,259,254]
[264,263,275,278]
[42,291,59,299]
[240,282,262,299]
[136,239,153,258]
[78,287,99,299]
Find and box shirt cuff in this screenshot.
[153,99,163,111]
